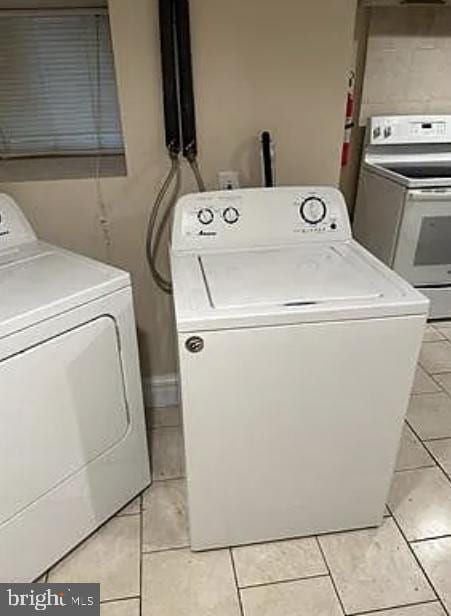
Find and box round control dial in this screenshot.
[197,208,214,225]
[300,197,327,225]
[222,206,240,224]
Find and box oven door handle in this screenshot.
[408,189,451,202]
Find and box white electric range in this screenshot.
[354,114,451,319]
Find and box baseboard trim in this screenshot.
[143,373,179,408]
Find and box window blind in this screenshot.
[0,10,124,159]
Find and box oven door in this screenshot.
[394,189,451,286]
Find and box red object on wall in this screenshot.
[341,72,355,167]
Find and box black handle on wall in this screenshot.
[261,131,274,188]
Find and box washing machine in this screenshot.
[0,194,150,582]
[171,186,428,550]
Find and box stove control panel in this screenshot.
[369,115,451,145]
[0,193,36,251]
[172,187,352,252]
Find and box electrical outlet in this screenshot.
[218,171,240,190]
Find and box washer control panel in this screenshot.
[222,206,240,225]
[294,195,340,235]
[172,187,351,252]
[299,196,327,225]
[0,193,36,251]
[197,207,215,226]
[196,205,241,227]
[293,193,342,236]
[180,197,244,240]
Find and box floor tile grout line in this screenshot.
[429,371,448,394]
[410,391,445,399]
[421,336,451,348]
[142,544,190,555]
[350,597,440,616]
[424,436,451,443]
[149,417,184,482]
[422,446,451,484]
[416,338,451,383]
[387,503,450,616]
[395,462,436,473]
[424,326,446,340]
[229,548,245,616]
[142,522,392,559]
[393,466,437,476]
[139,493,144,616]
[415,366,446,396]
[140,478,186,515]
[149,425,182,433]
[422,449,451,485]
[411,534,451,544]
[237,572,331,591]
[152,476,186,484]
[403,416,444,465]
[101,595,140,605]
[45,504,142,584]
[405,420,451,489]
[422,364,451,395]
[147,407,181,431]
[314,536,347,615]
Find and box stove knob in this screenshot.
[300,197,327,225]
[197,208,214,225]
[223,206,240,224]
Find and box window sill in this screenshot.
[0,154,127,183]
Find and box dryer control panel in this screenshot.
[0,193,36,251]
[172,187,352,252]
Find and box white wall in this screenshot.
[361,7,451,123]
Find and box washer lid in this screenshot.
[0,241,129,338]
[200,244,382,309]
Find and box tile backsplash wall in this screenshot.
[360,7,451,125]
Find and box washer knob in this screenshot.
[300,197,327,225]
[197,208,214,225]
[223,206,240,224]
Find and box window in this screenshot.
[0,9,124,168]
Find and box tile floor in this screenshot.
[40,323,451,615]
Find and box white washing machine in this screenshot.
[0,194,150,582]
[171,186,428,550]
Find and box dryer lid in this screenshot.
[0,241,129,338]
[200,244,383,309]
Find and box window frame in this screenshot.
[0,6,126,168]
